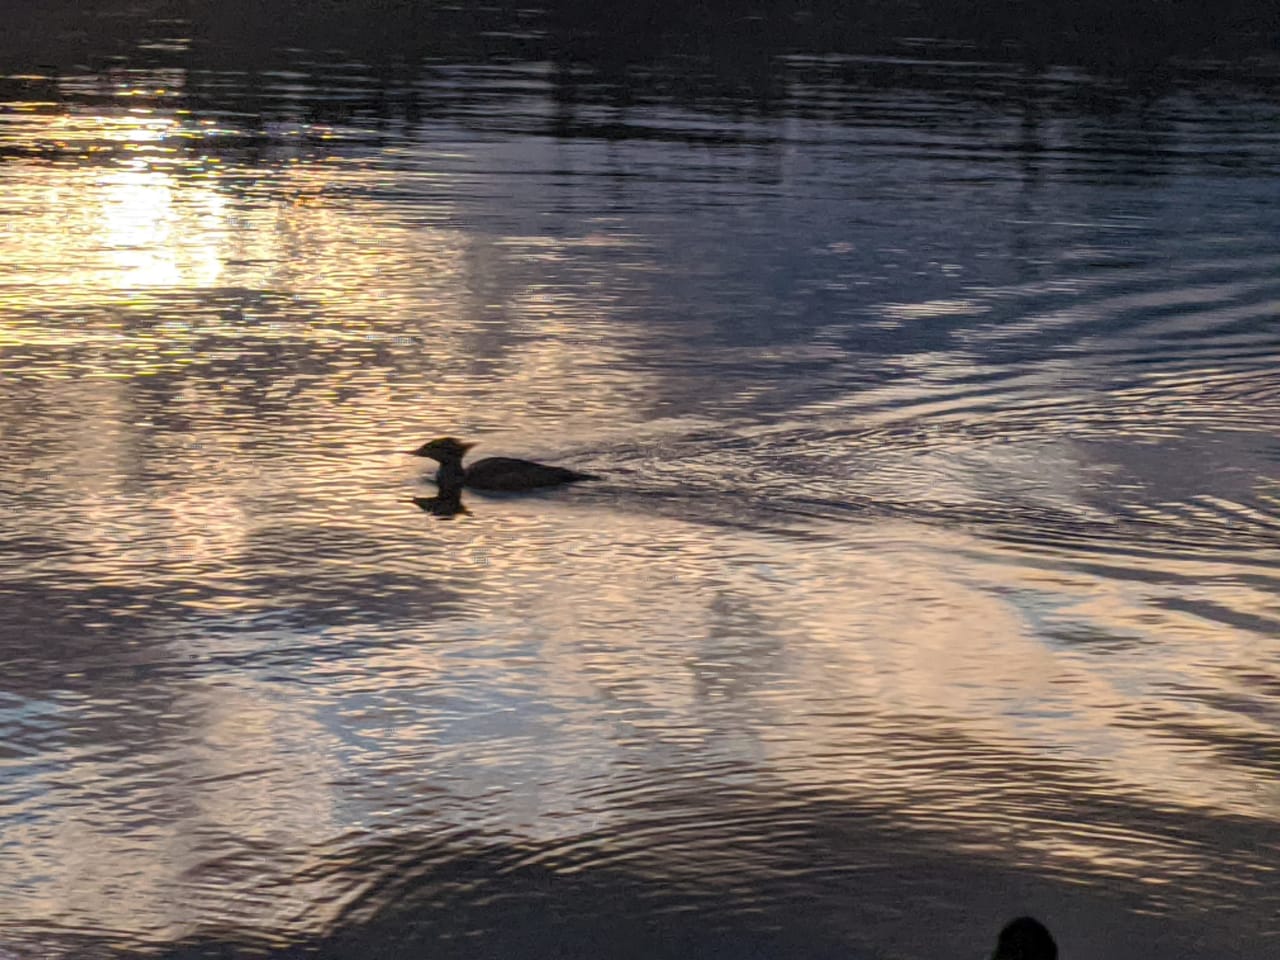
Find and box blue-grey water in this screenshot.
[2,6,1279,959]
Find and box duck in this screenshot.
[991,916,1057,960]
[408,437,599,493]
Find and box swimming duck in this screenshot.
[408,437,599,493]
[991,917,1057,960]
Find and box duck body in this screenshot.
[409,437,598,493]
[463,456,597,491]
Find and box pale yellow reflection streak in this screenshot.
[99,164,185,289]
[0,108,225,302]
[0,109,461,319]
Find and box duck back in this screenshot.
[465,456,597,491]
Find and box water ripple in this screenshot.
[1,15,1279,960]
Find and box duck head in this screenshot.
[408,437,475,462]
[991,917,1057,960]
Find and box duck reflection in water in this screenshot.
[410,490,468,518]
[408,436,599,517]
[991,917,1057,960]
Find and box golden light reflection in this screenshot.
[99,165,185,289]
[0,110,226,304]
[1,108,447,319]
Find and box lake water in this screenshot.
[2,5,1279,959]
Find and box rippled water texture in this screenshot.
[2,6,1279,959]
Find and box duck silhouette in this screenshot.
[410,490,468,518]
[991,917,1057,960]
[408,437,599,494]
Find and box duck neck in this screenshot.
[435,456,467,494]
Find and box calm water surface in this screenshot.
[2,7,1279,960]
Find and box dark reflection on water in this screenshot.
[134,779,1278,960]
[412,492,468,519]
[2,3,1280,960]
